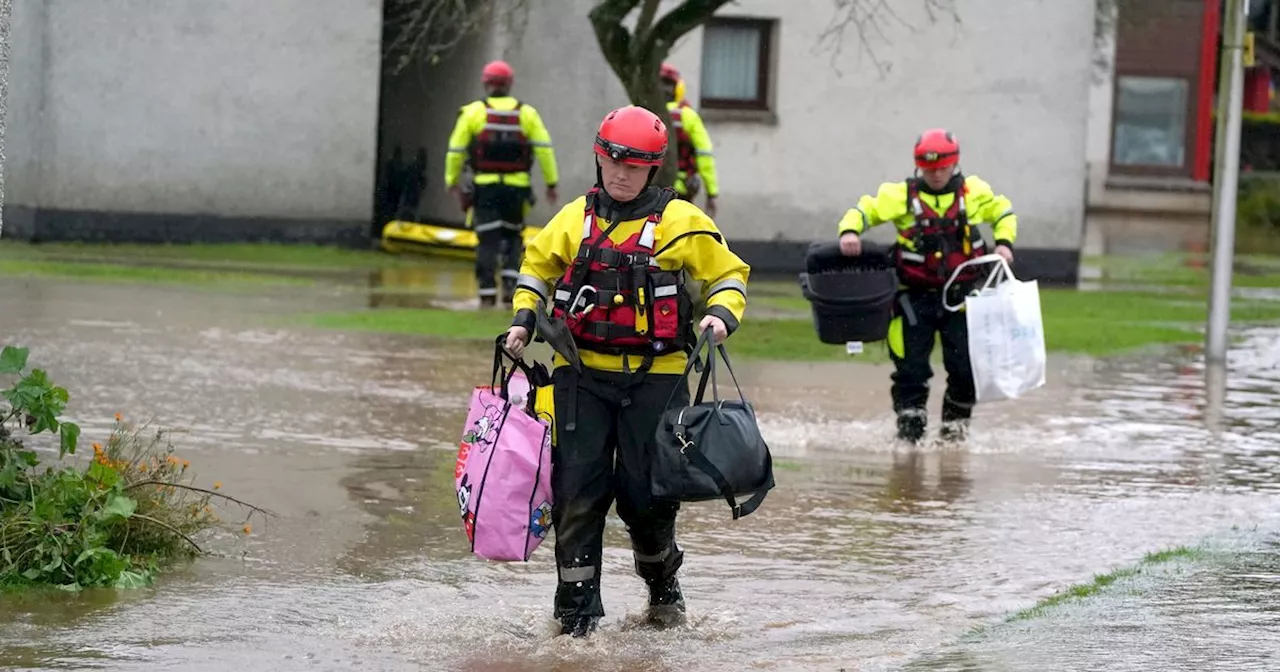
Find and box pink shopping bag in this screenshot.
[454,340,554,562]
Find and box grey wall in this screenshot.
[381,0,1093,281]
[5,0,383,237]
[5,0,48,214]
[378,26,494,227]
[380,0,627,229]
[665,0,1097,253]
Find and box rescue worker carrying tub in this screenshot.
[660,63,719,218]
[503,105,749,638]
[444,60,561,307]
[836,129,1017,444]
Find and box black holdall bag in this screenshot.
[651,329,775,520]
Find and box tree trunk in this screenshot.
[590,0,735,190]
[618,65,680,188]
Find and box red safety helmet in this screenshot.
[659,62,681,83]
[594,106,668,167]
[481,60,514,86]
[914,128,960,170]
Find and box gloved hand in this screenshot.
[504,326,530,359]
[995,244,1014,265]
[699,315,728,344]
[839,232,862,257]
[448,185,470,213]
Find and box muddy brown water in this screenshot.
[2,274,1280,671]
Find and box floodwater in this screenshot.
[2,271,1280,671]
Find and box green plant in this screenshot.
[0,345,270,592]
[0,345,81,463]
[1238,178,1280,231]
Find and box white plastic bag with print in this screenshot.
[943,254,1046,403]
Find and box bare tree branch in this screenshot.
[642,0,737,58]
[382,0,530,76]
[132,513,203,554]
[125,480,278,518]
[813,0,961,79]
[589,0,643,79]
[589,0,736,188]
[634,0,662,46]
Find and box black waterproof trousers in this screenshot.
[550,366,689,619]
[473,184,530,305]
[890,288,976,426]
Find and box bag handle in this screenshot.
[714,342,747,403]
[693,332,717,404]
[491,335,511,391]
[667,328,749,409]
[942,254,1014,313]
[491,334,534,401]
[664,328,712,410]
[693,335,747,406]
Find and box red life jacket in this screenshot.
[551,188,692,358]
[895,178,987,288]
[669,103,697,174]
[469,100,533,174]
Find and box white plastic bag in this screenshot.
[943,254,1046,402]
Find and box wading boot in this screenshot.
[940,420,970,443]
[940,396,972,444]
[644,576,687,629]
[896,410,926,444]
[558,614,600,638]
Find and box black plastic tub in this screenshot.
[797,241,898,344]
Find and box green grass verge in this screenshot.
[5,242,1280,360]
[1006,546,1204,623]
[1081,251,1280,289]
[0,260,314,287]
[0,240,432,271]
[754,287,1280,359]
[302,286,1280,361]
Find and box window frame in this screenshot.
[698,17,774,112]
[1108,72,1196,178]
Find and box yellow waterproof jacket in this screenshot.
[837,175,1018,250]
[511,191,748,375]
[667,101,719,198]
[445,96,559,189]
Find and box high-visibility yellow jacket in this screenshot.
[837,175,1018,250]
[667,100,719,199]
[444,96,559,190]
[511,189,749,375]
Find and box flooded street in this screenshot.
[2,275,1280,671]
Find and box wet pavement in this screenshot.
[909,532,1280,671]
[1,273,1279,671]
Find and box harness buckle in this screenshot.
[569,284,599,317]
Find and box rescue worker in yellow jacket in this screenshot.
[837,129,1017,443]
[503,105,749,638]
[445,60,560,307]
[660,63,719,218]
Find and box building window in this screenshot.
[700,18,773,110]
[1111,75,1190,169]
